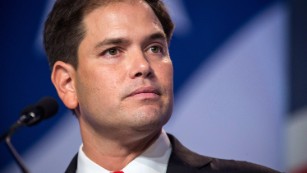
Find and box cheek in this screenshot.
[76,68,107,103]
[155,61,173,101]
[82,68,126,105]
[160,61,173,85]
[75,71,120,118]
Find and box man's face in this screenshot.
[73,1,173,135]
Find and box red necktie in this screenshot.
[113,171,124,173]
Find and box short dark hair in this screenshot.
[43,0,174,70]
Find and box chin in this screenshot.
[131,108,170,130]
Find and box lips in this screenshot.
[127,86,161,98]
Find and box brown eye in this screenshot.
[100,47,121,58]
[149,46,162,53]
[107,48,119,55]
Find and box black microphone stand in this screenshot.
[0,120,30,173]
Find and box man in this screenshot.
[44,0,280,172]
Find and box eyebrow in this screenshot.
[94,32,167,50]
[94,38,130,50]
[147,32,167,42]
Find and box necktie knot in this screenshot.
[113,171,124,173]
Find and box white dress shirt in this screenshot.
[76,130,172,173]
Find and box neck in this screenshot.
[80,122,162,171]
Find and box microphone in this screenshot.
[19,96,59,126]
[0,96,59,173]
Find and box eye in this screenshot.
[105,48,119,55]
[148,45,163,54]
[100,47,121,58]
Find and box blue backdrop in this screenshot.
[1,0,288,172]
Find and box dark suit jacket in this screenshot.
[65,134,280,173]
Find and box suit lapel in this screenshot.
[65,154,78,173]
[166,134,212,173]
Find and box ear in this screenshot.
[51,61,78,110]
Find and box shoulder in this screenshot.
[209,158,280,173]
[167,134,281,173]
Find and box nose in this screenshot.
[128,49,153,79]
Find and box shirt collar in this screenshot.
[77,130,172,173]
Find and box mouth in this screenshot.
[127,86,161,99]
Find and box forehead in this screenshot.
[81,0,163,39]
[84,0,136,15]
[83,0,160,26]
